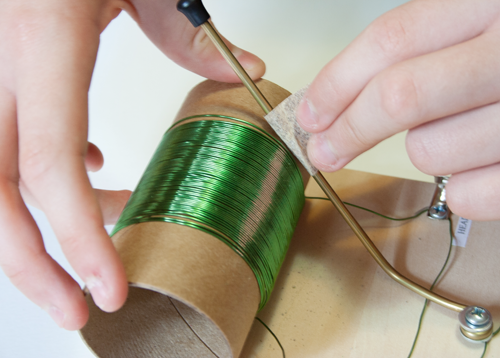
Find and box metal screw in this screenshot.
[458,306,494,343]
[465,306,491,327]
[428,176,450,220]
[429,205,449,219]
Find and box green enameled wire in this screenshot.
[112,115,305,310]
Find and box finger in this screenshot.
[0,88,88,330]
[20,185,131,226]
[85,142,104,172]
[14,5,127,313]
[447,163,500,221]
[307,32,500,171]
[95,189,131,225]
[406,101,500,175]
[23,141,128,223]
[84,143,131,225]
[126,0,266,82]
[297,0,500,131]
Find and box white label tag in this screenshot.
[453,217,472,247]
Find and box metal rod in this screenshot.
[314,173,466,312]
[200,20,467,313]
[201,22,273,114]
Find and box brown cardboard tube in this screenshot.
[80,79,308,358]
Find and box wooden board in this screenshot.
[241,169,500,358]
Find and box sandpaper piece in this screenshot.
[265,87,317,176]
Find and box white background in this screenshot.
[0,0,431,357]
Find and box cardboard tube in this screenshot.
[80,79,308,358]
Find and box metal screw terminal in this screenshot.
[428,205,449,220]
[428,176,450,220]
[459,306,494,343]
[466,306,491,326]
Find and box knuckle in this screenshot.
[368,11,414,60]
[58,234,82,259]
[407,125,459,175]
[317,63,349,105]
[166,25,204,64]
[8,5,98,56]
[406,130,436,174]
[1,258,32,287]
[0,172,19,189]
[377,68,420,125]
[340,113,372,150]
[19,145,58,186]
[1,249,47,288]
[2,264,24,282]
[10,13,45,51]
[19,142,84,192]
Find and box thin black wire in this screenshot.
[406,217,454,358]
[168,297,220,358]
[480,326,500,358]
[255,317,286,358]
[306,196,429,221]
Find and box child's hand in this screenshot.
[0,0,265,330]
[297,0,500,221]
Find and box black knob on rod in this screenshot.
[177,0,210,27]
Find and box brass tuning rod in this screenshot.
[314,175,466,312]
[200,22,273,114]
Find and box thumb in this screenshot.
[125,0,265,82]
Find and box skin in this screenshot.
[0,0,265,330]
[297,0,500,221]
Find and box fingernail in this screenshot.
[86,276,110,312]
[47,305,66,328]
[309,133,338,170]
[232,46,243,58]
[297,98,319,129]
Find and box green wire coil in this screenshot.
[112,115,305,310]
